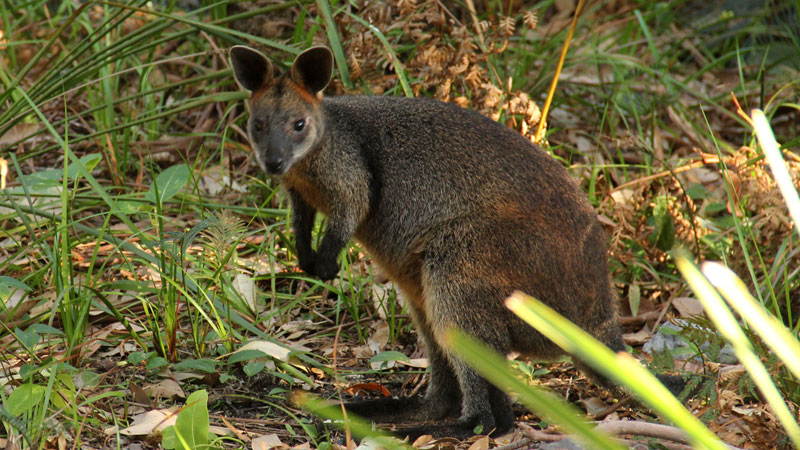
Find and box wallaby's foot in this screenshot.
[394,414,514,441]
[345,395,461,424]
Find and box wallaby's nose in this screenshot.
[264,157,285,174]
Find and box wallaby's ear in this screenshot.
[230,45,273,92]
[291,46,334,94]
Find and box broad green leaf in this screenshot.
[233,340,291,362]
[628,283,641,317]
[29,324,63,335]
[686,183,711,200]
[0,276,31,292]
[5,384,45,416]
[66,153,102,180]
[649,196,675,251]
[116,200,142,215]
[173,359,216,374]
[244,361,266,376]
[145,356,169,371]
[161,425,177,449]
[173,390,209,450]
[127,351,147,365]
[146,163,190,205]
[14,327,39,349]
[17,153,101,188]
[369,351,410,364]
[228,349,269,364]
[20,169,61,189]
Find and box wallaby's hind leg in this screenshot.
[396,359,513,440]
[394,262,517,440]
[344,300,462,423]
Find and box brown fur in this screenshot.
[230,45,633,439]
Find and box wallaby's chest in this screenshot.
[282,171,330,215]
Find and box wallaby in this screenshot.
[230,45,666,440]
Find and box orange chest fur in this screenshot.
[282,172,330,216]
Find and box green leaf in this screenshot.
[628,283,641,317]
[369,351,410,364]
[0,276,31,292]
[14,327,39,349]
[4,383,46,416]
[243,361,266,376]
[711,214,736,229]
[29,324,64,335]
[66,153,102,180]
[173,390,209,450]
[16,154,101,188]
[649,196,675,251]
[19,169,61,189]
[146,163,190,205]
[18,363,38,379]
[80,370,103,388]
[228,349,268,364]
[686,183,711,200]
[173,359,216,374]
[145,356,169,371]
[116,200,142,215]
[162,425,177,449]
[128,351,147,365]
[704,202,728,215]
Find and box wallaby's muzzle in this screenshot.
[255,132,293,175]
[258,144,287,175]
[263,155,286,175]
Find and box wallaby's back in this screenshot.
[315,95,622,355]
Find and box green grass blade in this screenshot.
[505,292,729,450]
[445,329,625,450]
[702,262,800,380]
[315,0,352,89]
[675,250,800,447]
[752,109,800,238]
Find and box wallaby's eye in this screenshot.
[293,119,306,132]
[252,120,266,132]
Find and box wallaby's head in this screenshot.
[230,45,333,175]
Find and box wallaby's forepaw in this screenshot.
[313,258,339,280]
[297,251,337,280]
[297,252,318,277]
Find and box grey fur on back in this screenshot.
[317,95,623,355]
